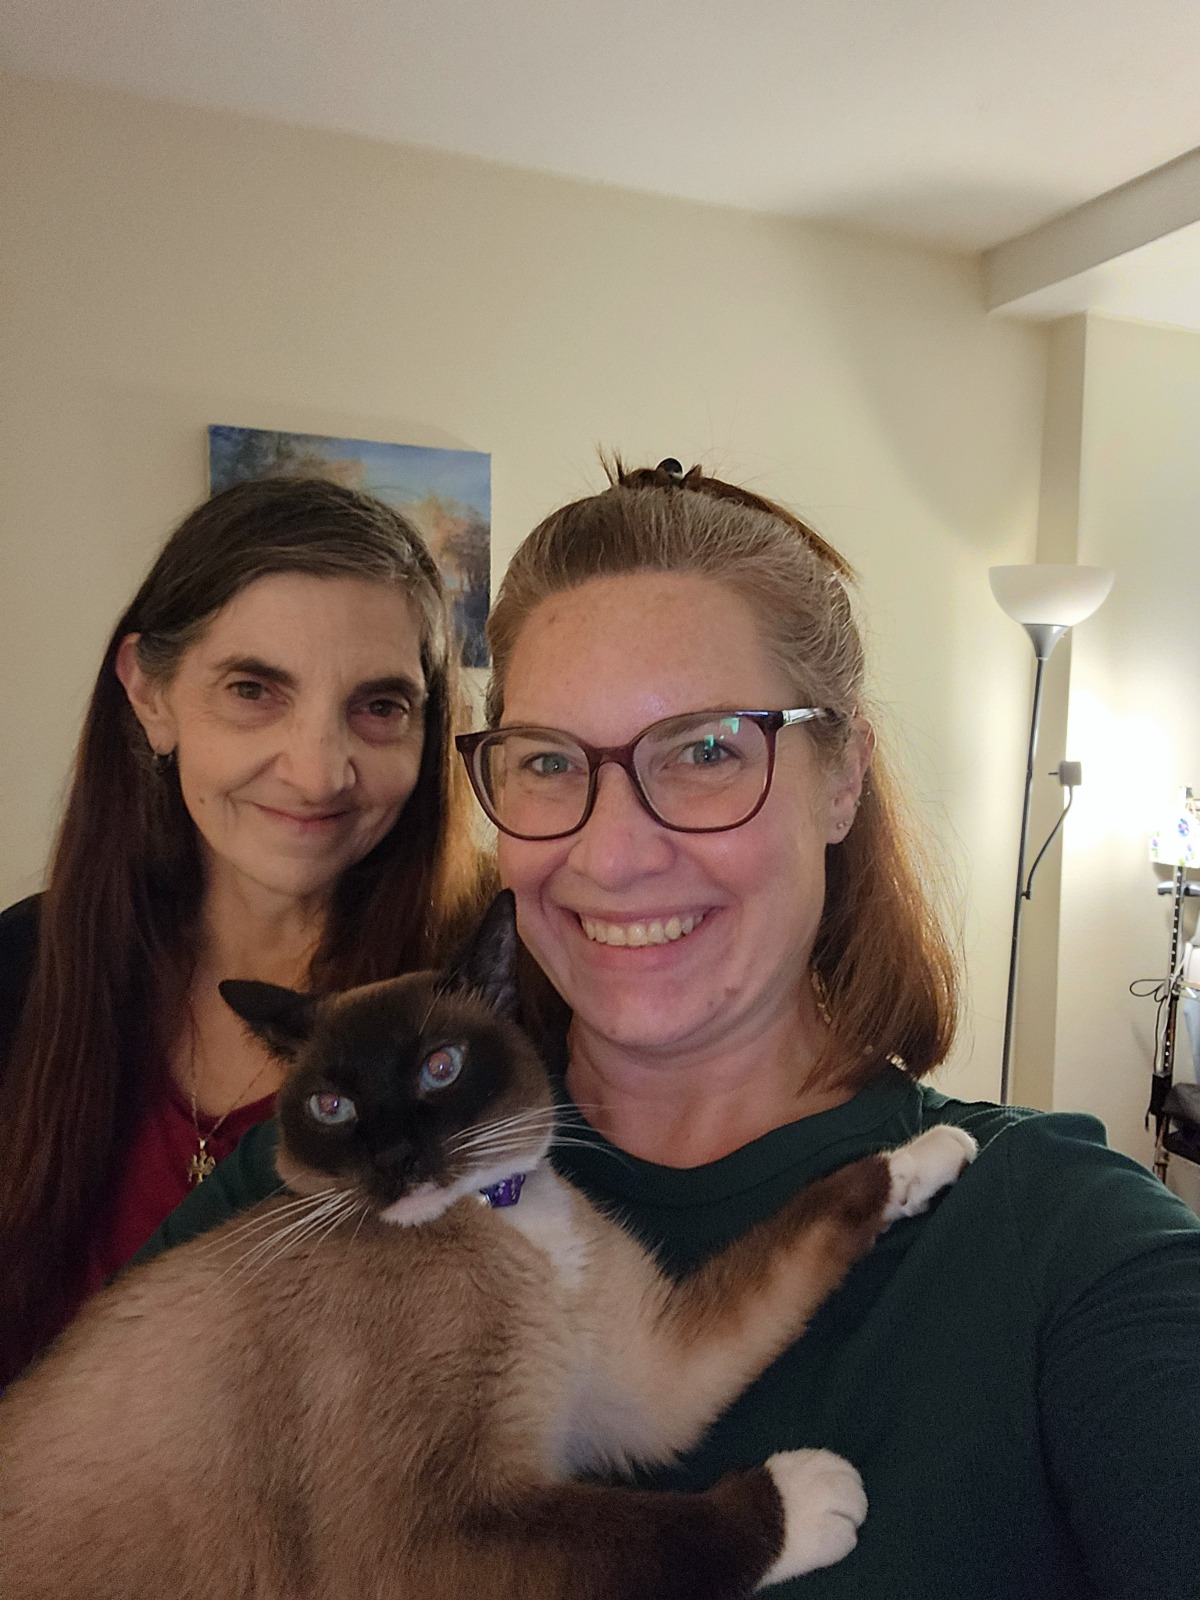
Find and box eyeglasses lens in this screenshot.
[478,730,589,838]
[476,713,771,838]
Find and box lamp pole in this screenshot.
[999,623,1066,1103]
[989,564,1113,1106]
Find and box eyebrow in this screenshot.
[211,656,427,706]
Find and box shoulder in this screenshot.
[921,1082,1152,1200]
[0,894,41,1056]
[919,1087,1200,1304]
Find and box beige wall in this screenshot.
[1044,315,1200,1175]
[0,72,1049,1101]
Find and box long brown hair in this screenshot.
[486,458,958,1086]
[0,477,487,1382]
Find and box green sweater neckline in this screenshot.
[553,1063,928,1209]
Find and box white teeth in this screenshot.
[580,913,703,946]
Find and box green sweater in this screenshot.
[138,1067,1200,1598]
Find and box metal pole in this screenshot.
[999,623,1067,1104]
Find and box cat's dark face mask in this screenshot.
[221,892,556,1217]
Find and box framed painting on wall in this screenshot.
[208,425,491,667]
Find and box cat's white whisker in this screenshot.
[450,1106,560,1139]
[221,1212,339,1280]
[452,1138,553,1165]
[449,1110,561,1153]
[216,1194,331,1233]
[210,1189,340,1245]
[220,1193,354,1283]
[348,1200,372,1246]
[199,1188,343,1255]
[546,1136,634,1167]
[312,1202,358,1253]
[230,1200,361,1285]
[456,1134,555,1162]
[415,986,445,1037]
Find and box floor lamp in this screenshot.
[989,564,1114,1103]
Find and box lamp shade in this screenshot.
[989,565,1114,627]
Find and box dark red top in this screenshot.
[82,1081,277,1295]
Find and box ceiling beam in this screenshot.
[984,145,1200,314]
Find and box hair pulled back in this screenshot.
[0,477,485,1382]
[487,458,957,1086]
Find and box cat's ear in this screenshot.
[219,980,318,1060]
[450,889,521,1020]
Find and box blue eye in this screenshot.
[680,735,734,766]
[307,1090,357,1126]
[528,751,572,775]
[419,1044,465,1092]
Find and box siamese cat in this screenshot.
[0,891,974,1600]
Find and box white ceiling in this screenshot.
[5,0,1200,323]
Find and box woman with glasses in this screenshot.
[136,460,1200,1596]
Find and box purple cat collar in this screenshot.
[479,1174,525,1208]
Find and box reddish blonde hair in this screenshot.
[486,459,958,1085]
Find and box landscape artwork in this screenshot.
[209,426,492,667]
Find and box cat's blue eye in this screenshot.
[306,1090,357,1127]
[419,1044,465,1092]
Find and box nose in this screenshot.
[372,1139,423,1193]
[374,1140,416,1176]
[566,763,674,889]
[275,708,356,802]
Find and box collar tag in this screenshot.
[479,1174,525,1208]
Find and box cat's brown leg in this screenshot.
[576,1126,974,1469]
[419,1447,865,1600]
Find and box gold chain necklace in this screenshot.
[185,1033,275,1186]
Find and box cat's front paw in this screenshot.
[883,1124,977,1223]
[755,1448,867,1588]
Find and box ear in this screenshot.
[219,979,319,1061]
[827,716,874,843]
[448,889,521,1020]
[114,634,176,757]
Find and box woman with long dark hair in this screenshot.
[0,476,487,1383]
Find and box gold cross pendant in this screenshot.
[187,1141,217,1185]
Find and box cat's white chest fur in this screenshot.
[492,1165,590,1293]
[491,1166,661,1478]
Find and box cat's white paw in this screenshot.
[883,1124,977,1223]
[755,1448,867,1588]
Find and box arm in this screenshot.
[130,1118,283,1263]
[1040,1239,1200,1598]
[1014,1117,1200,1598]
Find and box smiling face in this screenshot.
[496,572,865,1070]
[117,572,428,911]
